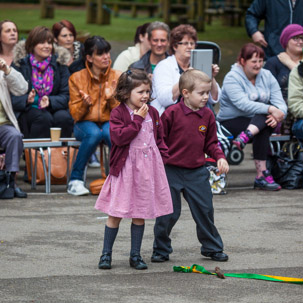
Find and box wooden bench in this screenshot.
[40,0,159,23]
[107,1,159,18]
[205,0,245,26]
[205,7,224,25]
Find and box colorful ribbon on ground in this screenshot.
[173,264,303,284]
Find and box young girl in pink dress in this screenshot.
[95,69,173,270]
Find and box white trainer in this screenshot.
[88,153,100,168]
[88,160,100,168]
[67,180,90,196]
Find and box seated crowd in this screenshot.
[0,18,302,199]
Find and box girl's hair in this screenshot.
[134,23,150,44]
[52,19,77,40]
[237,43,265,64]
[25,26,54,55]
[0,19,18,54]
[115,69,152,103]
[179,69,211,95]
[84,35,111,58]
[169,24,197,55]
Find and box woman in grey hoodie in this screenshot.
[217,43,287,191]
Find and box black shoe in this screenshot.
[14,187,27,198]
[98,253,112,269]
[151,252,169,263]
[129,254,148,270]
[201,251,229,262]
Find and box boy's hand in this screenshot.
[134,103,148,119]
[217,158,229,174]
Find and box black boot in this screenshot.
[11,172,27,198]
[0,171,14,199]
[14,186,27,198]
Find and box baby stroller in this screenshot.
[216,121,244,165]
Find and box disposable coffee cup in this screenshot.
[50,128,61,141]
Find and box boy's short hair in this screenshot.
[179,69,211,95]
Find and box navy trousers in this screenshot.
[153,165,224,257]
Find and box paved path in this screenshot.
[1,147,302,302]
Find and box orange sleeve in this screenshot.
[68,74,90,122]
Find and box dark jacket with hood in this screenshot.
[245,0,303,58]
[11,40,71,118]
[129,50,168,74]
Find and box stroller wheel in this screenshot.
[227,146,244,165]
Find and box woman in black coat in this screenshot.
[11,26,73,138]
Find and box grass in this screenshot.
[0,5,249,42]
[0,4,251,83]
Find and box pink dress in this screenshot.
[95,107,173,219]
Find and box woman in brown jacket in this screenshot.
[68,36,120,196]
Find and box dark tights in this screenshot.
[221,114,273,160]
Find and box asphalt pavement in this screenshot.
[1,145,302,302]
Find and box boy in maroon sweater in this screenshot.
[151,69,230,262]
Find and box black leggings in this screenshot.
[221,115,273,160]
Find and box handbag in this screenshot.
[281,139,303,161]
[89,178,106,195]
[24,147,77,185]
[89,144,108,195]
[270,156,303,189]
[267,140,303,189]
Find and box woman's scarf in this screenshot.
[30,54,54,109]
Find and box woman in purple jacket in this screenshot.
[94,69,173,271]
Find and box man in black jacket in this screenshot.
[245,0,303,58]
[130,21,170,77]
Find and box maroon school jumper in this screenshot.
[161,100,225,167]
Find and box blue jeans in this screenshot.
[70,121,111,181]
[292,119,303,140]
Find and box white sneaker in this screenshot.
[88,160,100,168]
[88,153,100,168]
[67,180,90,196]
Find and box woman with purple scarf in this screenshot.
[11,26,73,138]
